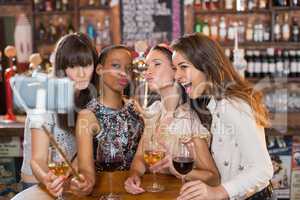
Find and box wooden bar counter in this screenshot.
[66,171,181,200]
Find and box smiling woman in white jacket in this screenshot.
[171,33,273,200]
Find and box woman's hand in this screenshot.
[43,172,67,197]
[70,174,94,196]
[177,180,227,200]
[124,174,145,194]
[149,154,182,179]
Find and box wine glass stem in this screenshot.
[153,171,158,188]
[181,175,185,185]
[57,194,64,200]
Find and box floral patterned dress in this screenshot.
[87,98,144,172]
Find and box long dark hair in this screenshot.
[171,33,269,129]
[54,33,98,130]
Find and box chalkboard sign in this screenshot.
[120,0,184,47]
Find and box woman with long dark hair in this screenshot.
[70,45,144,196]
[172,33,273,200]
[13,33,98,200]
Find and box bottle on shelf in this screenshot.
[267,48,276,78]
[296,50,300,77]
[89,0,96,6]
[274,15,282,42]
[67,19,75,34]
[225,48,231,59]
[48,21,57,43]
[219,16,227,42]
[195,18,203,33]
[245,50,254,77]
[99,0,110,7]
[275,49,284,77]
[225,0,234,10]
[203,0,211,10]
[194,0,202,10]
[96,21,103,49]
[55,0,62,11]
[211,0,220,10]
[34,0,44,12]
[289,50,297,77]
[87,22,96,41]
[254,50,262,77]
[236,0,246,11]
[263,25,271,42]
[102,16,112,46]
[273,0,288,6]
[254,19,264,42]
[283,50,290,77]
[291,17,299,42]
[261,51,269,77]
[282,13,291,42]
[259,0,268,9]
[245,22,253,42]
[227,21,237,41]
[291,0,300,6]
[79,16,86,34]
[238,20,245,43]
[62,0,68,11]
[45,0,53,12]
[247,0,256,11]
[57,17,66,36]
[38,21,47,41]
[210,17,219,40]
[202,19,210,36]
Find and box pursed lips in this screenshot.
[118,78,129,86]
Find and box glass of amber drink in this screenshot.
[143,130,166,192]
[48,146,69,200]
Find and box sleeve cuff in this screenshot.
[28,112,48,129]
[222,182,241,200]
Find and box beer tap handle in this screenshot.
[4,46,17,71]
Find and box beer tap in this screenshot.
[133,41,148,108]
[28,53,42,77]
[233,23,247,78]
[2,46,17,122]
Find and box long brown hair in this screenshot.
[171,33,269,127]
[54,33,98,130]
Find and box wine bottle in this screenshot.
[67,19,75,34]
[292,17,299,42]
[261,51,269,78]
[275,49,284,77]
[267,48,276,78]
[289,50,297,77]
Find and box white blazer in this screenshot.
[208,97,273,200]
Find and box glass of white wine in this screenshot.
[48,146,69,200]
[143,128,166,192]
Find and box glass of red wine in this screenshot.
[99,138,123,200]
[172,137,194,185]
